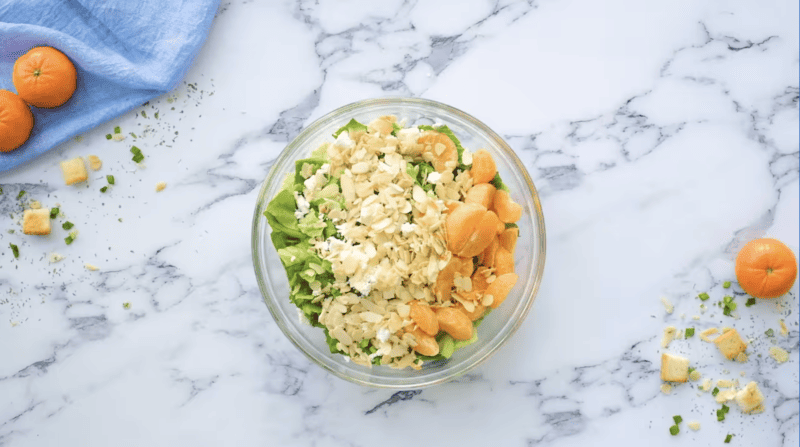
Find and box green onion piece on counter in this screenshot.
[725,434,733,443]
[669,425,679,436]
[745,298,756,307]
[698,292,710,301]
[106,134,112,140]
[685,328,695,338]
[712,387,720,396]
[723,281,731,289]
[100,186,108,193]
[673,415,682,424]
[114,126,121,134]
[765,328,775,337]
[49,208,59,219]
[16,190,25,199]
[106,175,115,185]
[123,302,131,309]
[62,221,74,230]
[9,243,19,258]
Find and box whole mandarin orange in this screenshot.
[13,46,77,108]
[735,238,797,299]
[0,90,34,152]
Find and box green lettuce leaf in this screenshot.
[298,210,326,239]
[332,118,368,138]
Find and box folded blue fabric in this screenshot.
[0,0,220,173]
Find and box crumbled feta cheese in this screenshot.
[377,328,391,343]
[400,222,417,235]
[334,131,355,149]
[297,308,311,326]
[427,172,442,184]
[293,191,310,219]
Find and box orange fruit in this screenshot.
[471,149,497,184]
[0,90,34,152]
[735,238,797,299]
[13,46,77,108]
[418,131,458,173]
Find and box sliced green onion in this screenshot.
[669,425,679,435]
[64,235,74,245]
[685,328,695,338]
[62,221,74,230]
[154,112,159,119]
[725,434,733,443]
[106,175,115,185]
[688,367,696,374]
[723,281,731,289]
[712,387,720,396]
[106,134,112,140]
[673,415,682,424]
[114,126,121,134]
[100,186,108,193]
[745,298,756,307]
[123,302,131,309]
[765,328,775,337]
[698,292,710,301]
[16,190,25,199]
[141,111,147,118]
[49,208,59,219]
[9,243,19,258]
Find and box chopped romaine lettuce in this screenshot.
[332,118,368,138]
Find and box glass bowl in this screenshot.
[251,97,546,389]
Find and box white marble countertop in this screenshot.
[1,1,798,446]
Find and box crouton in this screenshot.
[661,352,689,382]
[714,328,747,360]
[22,209,51,235]
[735,381,765,413]
[60,157,88,185]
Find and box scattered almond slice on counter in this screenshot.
[700,327,719,342]
[700,378,712,392]
[155,182,167,192]
[687,421,701,431]
[779,319,788,337]
[689,369,701,382]
[660,297,674,314]
[661,326,677,348]
[85,263,100,271]
[48,253,64,263]
[660,383,672,395]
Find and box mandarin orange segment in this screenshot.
[0,90,33,152]
[409,301,439,336]
[478,237,499,268]
[418,131,458,173]
[494,248,515,276]
[471,149,497,184]
[410,328,439,356]
[486,273,519,309]
[471,266,491,293]
[735,238,797,299]
[465,183,496,209]
[446,202,487,254]
[13,46,77,108]
[456,302,486,321]
[493,190,522,223]
[499,227,519,253]
[434,307,473,340]
[456,210,501,258]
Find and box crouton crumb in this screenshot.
[769,346,789,363]
[660,383,672,394]
[88,155,102,171]
[687,421,700,431]
[48,252,65,263]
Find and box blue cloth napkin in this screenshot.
[0,0,220,173]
